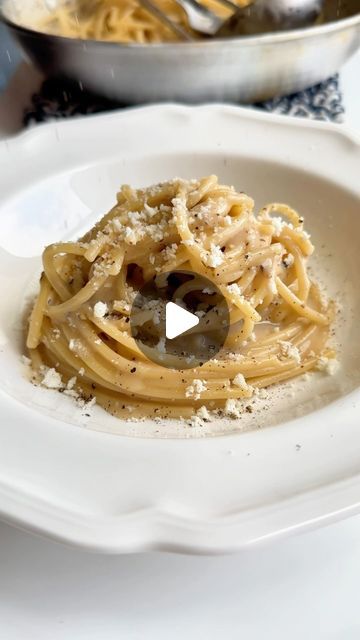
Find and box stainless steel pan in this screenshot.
[1,0,360,103]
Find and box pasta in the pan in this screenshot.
[38,0,250,43]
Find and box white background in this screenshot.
[0,48,360,639]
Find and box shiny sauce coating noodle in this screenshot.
[26,176,333,419]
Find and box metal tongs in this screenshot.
[137,0,325,41]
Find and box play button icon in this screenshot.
[130,270,230,370]
[165,302,199,340]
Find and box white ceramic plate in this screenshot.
[1,105,360,554]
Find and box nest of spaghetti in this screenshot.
[26,175,335,421]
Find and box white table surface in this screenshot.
[0,50,360,640]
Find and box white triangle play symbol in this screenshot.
[165,302,199,340]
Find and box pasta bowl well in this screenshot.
[0,105,360,553]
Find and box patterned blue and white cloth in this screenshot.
[256,75,344,122]
[23,74,344,126]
